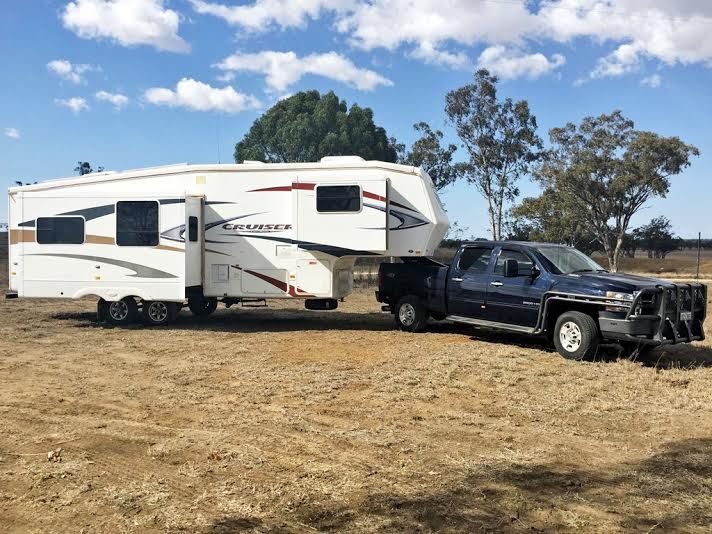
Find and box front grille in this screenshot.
[662,283,706,341]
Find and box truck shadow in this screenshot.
[257,437,712,533]
[637,344,712,369]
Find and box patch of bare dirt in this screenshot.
[1,281,712,532]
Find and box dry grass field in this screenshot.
[2,236,712,533]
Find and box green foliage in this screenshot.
[445,69,543,240]
[74,161,104,176]
[632,216,681,259]
[234,90,399,163]
[401,122,462,190]
[523,111,698,271]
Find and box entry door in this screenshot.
[296,178,388,254]
[446,246,494,318]
[185,196,204,288]
[486,248,547,327]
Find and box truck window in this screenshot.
[36,217,85,244]
[316,185,361,212]
[495,249,534,276]
[116,201,159,246]
[457,247,493,273]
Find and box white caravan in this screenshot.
[6,157,448,325]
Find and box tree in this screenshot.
[445,69,543,240]
[74,162,104,176]
[633,216,680,259]
[401,122,462,190]
[530,111,698,271]
[235,90,400,163]
[512,189,600,254]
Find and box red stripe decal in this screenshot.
[363,191,386,203]
[249,185,292,192]
[292,182,316,190]
[244,269,314,297]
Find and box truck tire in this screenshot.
[395,295,428,333]
[100,297,138,326]
[553,311,599,361]
[188,296,218,316]
[143,301,179,326]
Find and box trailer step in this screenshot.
[241,298,267,308]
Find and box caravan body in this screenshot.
[7,157,448,307]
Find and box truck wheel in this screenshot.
[101,297,138,326]
[188,297,218,316]
[143,301,179,326]
[395,296,428,333]
[553,311,599,361]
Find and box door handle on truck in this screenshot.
[490,281,503,287]
[451,277,463,282]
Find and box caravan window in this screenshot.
[116,201,159,246]
[36,217,85,244]
[316,185,361,213]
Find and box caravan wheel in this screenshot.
[101,297,138,326]
[188,297,218,316]
[143,301,178,326]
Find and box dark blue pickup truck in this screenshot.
[376,241,707,360]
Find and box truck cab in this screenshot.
[377,241,707,360]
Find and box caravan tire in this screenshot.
[143,301,179,326]
[102,297,138,326]
[394,295,428,333]
[188,297,218,316]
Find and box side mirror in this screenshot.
[503,258,518,277]
[530,265,541,279]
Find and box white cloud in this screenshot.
[4,127,20,139]
[95,90,130,109]
[192,0,712,80]
[641,73,662,88]
[189,0,351,32]
[46,59,97,84]
[477,46,565,80]
[55,97,90,113]
[144,78,261,113]
[214,50,393,92]
[62,0,189,53]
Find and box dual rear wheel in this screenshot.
[99,297,200,326]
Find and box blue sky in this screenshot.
[1,0,711,238]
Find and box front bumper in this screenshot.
[599,283,707,345]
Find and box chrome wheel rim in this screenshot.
[559,321,582,352]
[399,303,416,326]
[148,302,168,323]
[109,300,129,321]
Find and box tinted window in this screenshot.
[36,217,84,244]
[316,185,361,212]
[457,247,492,273]
[495,249,534,276]
[188,216,198,242]
[116,201,159,246]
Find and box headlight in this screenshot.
[605,291,634,302]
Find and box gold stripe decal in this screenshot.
[9,230,183,252]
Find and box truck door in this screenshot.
[185,196,204,289]
[486,248,547,327]
[296,178,388,254]
[446,245,494,318]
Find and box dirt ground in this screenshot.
[2,258,712,532]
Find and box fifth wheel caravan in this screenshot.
[6,156,448,325]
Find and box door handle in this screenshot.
[490,281,503,287]
[451,277,463,282]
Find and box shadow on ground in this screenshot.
[198,437,710,533]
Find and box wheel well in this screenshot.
[545,300,601,336]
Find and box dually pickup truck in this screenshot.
[376,241,707,360]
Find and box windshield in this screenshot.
[534,245,606,275]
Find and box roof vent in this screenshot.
[320,156,365,164]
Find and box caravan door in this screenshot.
[185,196,204,288]
[296,178,388,254]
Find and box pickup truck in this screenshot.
[376,241,707,360]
